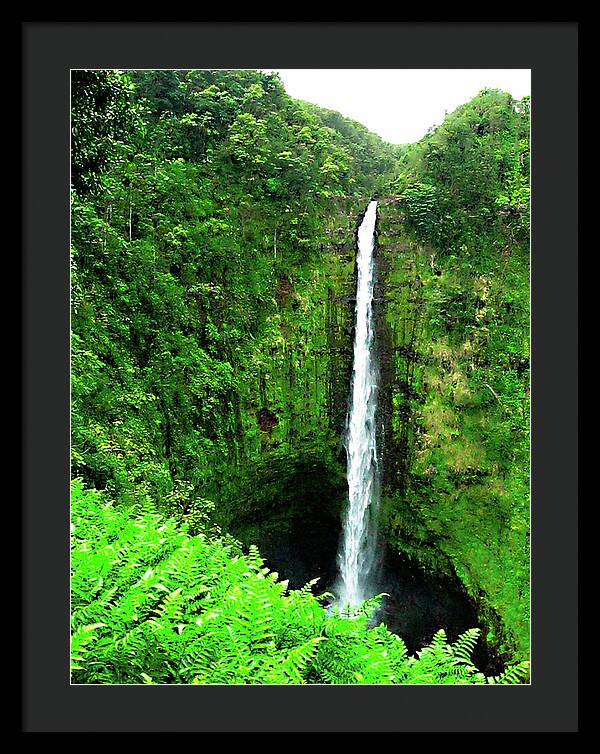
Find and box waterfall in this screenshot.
[337,199,380,609]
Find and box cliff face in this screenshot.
[214,197,365,588]
[209,191,529,663]
[234,198,363,456]
[375,197,530,661]
[71,69,398,518]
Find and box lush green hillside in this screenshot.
[71,70,530,681]
[72,69,394,511]
[377,90,530,659]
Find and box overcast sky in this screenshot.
[269,69,531,145]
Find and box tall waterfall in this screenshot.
[337,199,380,609]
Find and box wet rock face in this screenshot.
[257,408,278,433]
[375,550,505,674]
[224,450,347,590]
[275,274,294,307]
[261,512,340,590]
[377,549,476,646]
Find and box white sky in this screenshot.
[270,69,531,145]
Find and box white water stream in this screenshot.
[337,200,380,609]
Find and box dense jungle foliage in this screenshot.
[378,90,530,661]
[71,69,530,683]
[72,69,396,506]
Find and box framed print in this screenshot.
[22,21,578,733]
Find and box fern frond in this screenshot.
[70,481,529,686]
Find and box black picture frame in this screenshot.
[22,21,578,732]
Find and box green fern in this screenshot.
[71,481,529,685]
